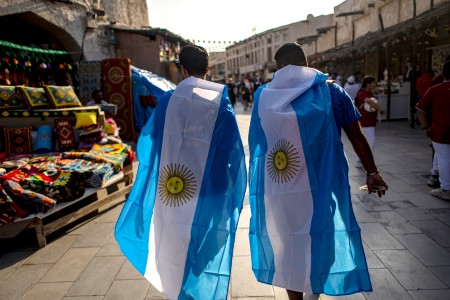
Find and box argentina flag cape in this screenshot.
[115,76,247,300]
[248,65,372,295]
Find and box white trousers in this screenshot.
[362,126,376,150]
[433,141,450,190]
[431,151,439,176]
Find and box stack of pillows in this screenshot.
[0,85,106,156]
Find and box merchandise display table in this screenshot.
[0,162,134,248]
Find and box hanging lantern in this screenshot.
[27,61,32,67]
[58,63,64,69]
[47,63,51,69]
[13,58,19,65]
[67,64,72,70]
[40,62,47,69]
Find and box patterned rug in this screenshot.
[78,61,102,105]
[101,58,136,142]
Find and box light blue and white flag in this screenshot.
[115,77,246,300]
[248,65,372,295]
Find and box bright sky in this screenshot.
[147,0,345,51]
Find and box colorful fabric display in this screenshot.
[44,85,82,109]
[2,180,57,213]
[74,111,97,129]
[102,58,136,141]
[78,124,103,145]
[16,86,52,109]
[23,169,85,202]
[63,150,126,172]
[0,85,26,110]
[90,143,129,155]
[34,125,54,154]
[54,118,75,151]
[60,158,114,188]
[3,127,33,154]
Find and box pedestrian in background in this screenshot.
[416,60,450,201]
[355,75,385,167]
[248,42,388,300]
[426,55,450,187]
[227,79,236,107]
[344,75,361,102]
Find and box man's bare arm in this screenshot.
[343,120,388,197]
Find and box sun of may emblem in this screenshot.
[267,138,301,184]
[158,163,197,207]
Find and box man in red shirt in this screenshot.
[416,61,450,200]
[416,69,434,100]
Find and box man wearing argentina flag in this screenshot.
[248,43,388,300]
[115,45,246,300]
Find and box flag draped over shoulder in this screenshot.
[248,65,372,295]
[115,77,247,300]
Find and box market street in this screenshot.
[1,102,450,300]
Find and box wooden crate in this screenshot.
[0,163,134,248]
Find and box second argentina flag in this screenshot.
[248,66,371,296]
[115,77,247,300]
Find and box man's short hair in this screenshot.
[179,45,209,77]
[274,43,307,69]
[443,61,450,79]
[92,89,101,98]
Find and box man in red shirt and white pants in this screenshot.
[416,61,450,200]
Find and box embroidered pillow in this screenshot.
[54,118,75,151]
[3,126,33,154]
[74,111,97,129]
[0,85,26,110]
[17,86,52,109]
[44,85,82,109]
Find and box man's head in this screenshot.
[179,45,209,78]
[443,61,450,80]
[274,43,308,69]
[92,89,103,104]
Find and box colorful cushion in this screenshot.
[74,111,97,128]
[44,85,82,109]
[0,85,26,110]
[16,86,52,109]
[54,118,75,151]
[3,127,33,154]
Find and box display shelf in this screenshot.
[0,163,134,248]
[0,106,105,128]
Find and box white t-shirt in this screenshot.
[344,82,361,101]
[86,99,108,106]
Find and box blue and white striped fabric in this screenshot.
[115,77,246,300]
[248,65,372,295]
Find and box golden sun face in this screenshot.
[267,139,301,184]
[158,163,197,207]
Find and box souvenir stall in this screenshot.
[0,41,136,248]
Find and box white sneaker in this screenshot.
[431,188,450,201]
[427,175,440,187]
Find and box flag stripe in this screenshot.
[114,92,170,275]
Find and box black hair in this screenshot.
[361,75,376,89]
[92,89,101,97]
[179,45,209,77]
[443,61,450,80]
[274,43,307,69]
